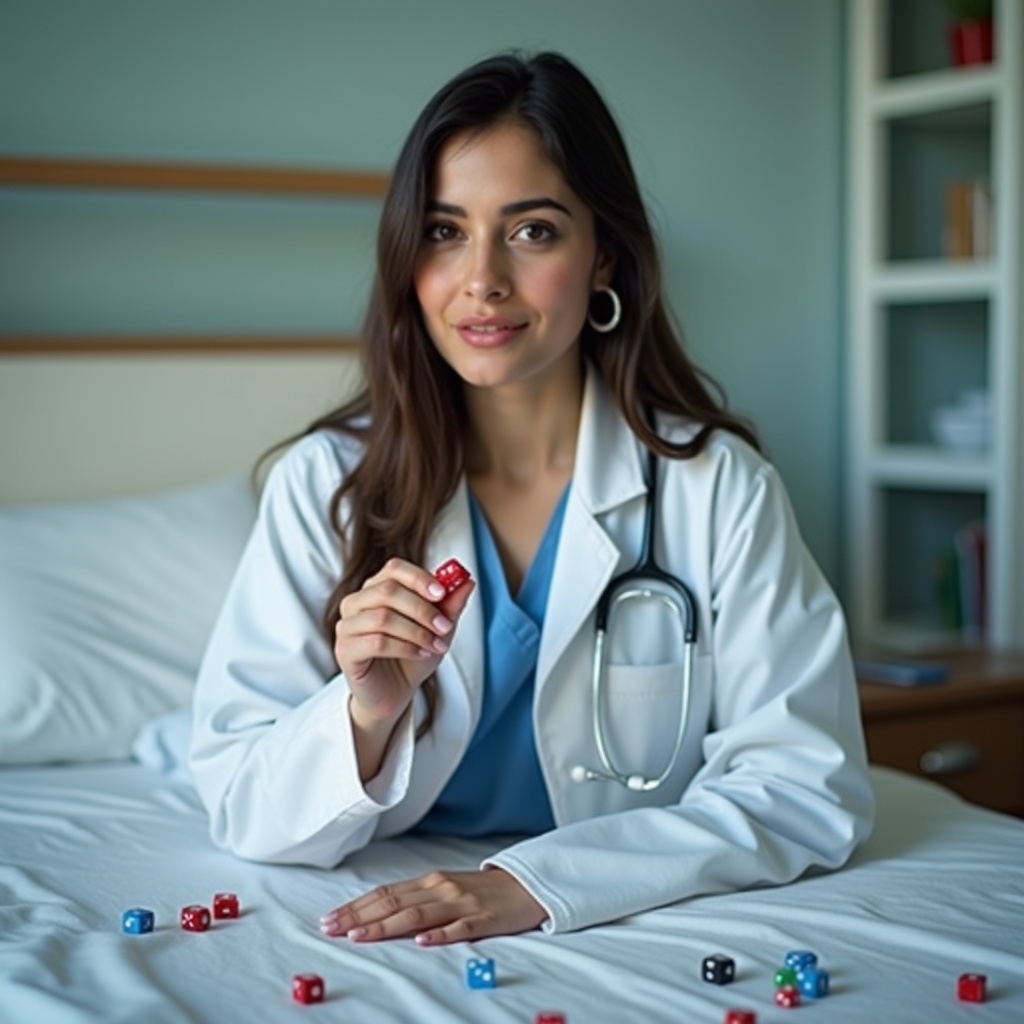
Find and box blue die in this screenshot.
[121,908,155,934]
[784,949,817,971]
[797,966,830,998]
[466,957,496,990]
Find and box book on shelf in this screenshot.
[944,179,993,260]
[954,519,988,640]
[932,519,988,640]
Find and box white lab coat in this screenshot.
[189,363,875,934]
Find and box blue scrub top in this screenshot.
[415,485,569,837]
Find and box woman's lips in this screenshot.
[455,317,528,348]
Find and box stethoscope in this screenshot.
[571,435,699,792]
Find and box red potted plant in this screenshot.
[947,0,995,66]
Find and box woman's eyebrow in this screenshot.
[425,197,573,218]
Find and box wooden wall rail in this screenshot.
[0,155,387,355]
[0,334,362,356]
[0,155,389,197]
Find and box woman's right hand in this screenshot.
[334,558,474,774]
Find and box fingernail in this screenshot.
[428,582,446,599]
[432,637,449,654]
[432,614,453,634]
[415,933,432,946]
[348,926,367,940]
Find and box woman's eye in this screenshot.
[514,221,556,243]
[424,221,459,242]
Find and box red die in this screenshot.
[774,985,800,1009]
[179,904,211,932]
[724,1012,757,1024]
[957,973,987,1003]
[292,973,325,1005]
[212,892,239,919]
[535,1015,567,1024]
[433,558,471,595]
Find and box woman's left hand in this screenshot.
[319,867,547,946]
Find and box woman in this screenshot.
[189,51,874,945]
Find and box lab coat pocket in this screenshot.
[601,660,690,784]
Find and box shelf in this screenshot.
[0,155,389,198]
[866,620,975,654]
[0,154,387,357]
[884,106,992,262]
[848,0,1022,648]
[869,260,995,301]
[873,66,998,120]
[867,446,992,490]
[0,333,362,356]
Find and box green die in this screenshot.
[774,967,797,988]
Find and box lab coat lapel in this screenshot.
[536,365,647,687]
[426,480,483,729]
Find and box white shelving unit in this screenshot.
[846,0,1023,649]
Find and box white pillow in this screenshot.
[0,474,257,764]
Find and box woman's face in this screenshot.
[413,121,612,394]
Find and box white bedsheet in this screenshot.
[1,762,1022,1023]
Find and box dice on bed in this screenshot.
[121,907,154,934]
[796,965,830,998]
[701,953,736,985]
[774,985,801,1009]
[466,957,496,989]
[534,1014,567,1024]
[724,1011,756,1024]
[179,904,211,932]
[774,967,796,987]
[292,973,325,1004]
[213,892,239,919]
[783,949,817,971]
[958,973,987,1002]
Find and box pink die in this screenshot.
[179,905,211,932]
[292,973,325,1005]
[957,973,987,1003]
[213,892,239,919]
[535,1015,567,1024]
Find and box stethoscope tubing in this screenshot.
[590,591,696,791]
[574,425,700,792]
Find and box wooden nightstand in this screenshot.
[857,649,1024,816]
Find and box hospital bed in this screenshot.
[2,467,1023,1024]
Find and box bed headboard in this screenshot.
[0,156,384,504]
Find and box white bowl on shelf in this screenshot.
[930,402,990,451]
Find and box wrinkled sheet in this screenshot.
[1,762,1022,1023]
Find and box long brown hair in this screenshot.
[301,52,758,733]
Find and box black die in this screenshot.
[701,953,736,985]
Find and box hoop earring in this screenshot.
[587,286,622,333]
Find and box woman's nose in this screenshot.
[463,239,511,302]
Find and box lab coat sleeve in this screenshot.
[484,453,875,933]
[188,434,416,866]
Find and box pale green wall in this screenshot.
[0,0,847,588]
